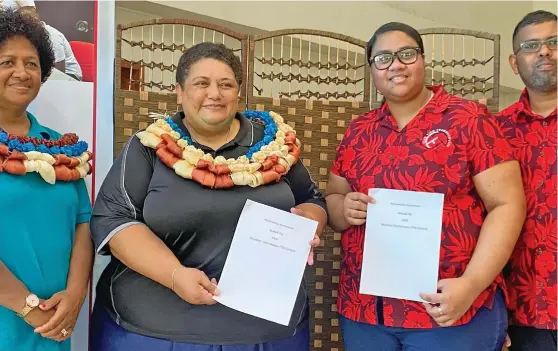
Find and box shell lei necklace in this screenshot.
[0,130,92,184]
[137,110,301,188]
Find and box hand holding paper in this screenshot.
[173,267,220,305]
[214,200,318,326]
[359,188,444,303]
[343,192,376,227]
[290,207,321,266]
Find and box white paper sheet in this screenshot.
[213,199,317,325]
[360,188,444,302]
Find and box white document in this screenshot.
[214,199,317,325]
[360,188,444,302]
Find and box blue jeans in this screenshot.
[340,290,507,351]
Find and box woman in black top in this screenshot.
[89,42,327,351]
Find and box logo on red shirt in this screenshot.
[422,129,452,149]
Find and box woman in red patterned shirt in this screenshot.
[325,22,526,351]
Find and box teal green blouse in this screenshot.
[0,113,92,351]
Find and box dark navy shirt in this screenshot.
[90,111,326,344]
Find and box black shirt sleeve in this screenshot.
[90,134,155,255]
[284,160,327,214]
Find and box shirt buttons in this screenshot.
[537,215,543,220]
[536,248,543,255]
[543,121,548,126]
[540,152,545,157]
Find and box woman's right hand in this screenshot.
[173,267,220,305]
[343,192,375,226]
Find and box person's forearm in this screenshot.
[65,223,93,296]
[462,203,525,294]
[296,203,327,235]
[325,194,350,232]
[0,260,30,312]
[108,224,181,290]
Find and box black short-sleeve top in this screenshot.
[90,111,326,345]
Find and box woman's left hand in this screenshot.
[419,277,479,327]
[33,289,87,342]
[290,207,321,266]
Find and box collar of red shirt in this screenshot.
[374,85,448,129]
[505,88,557,123]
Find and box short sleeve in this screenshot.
[62,36,76,61]
[90,134,155,255]
[330,121,355,177]
[44,26,65,63]
[466,104,515,176]
[75,180,92,224]
[285,161,327,213]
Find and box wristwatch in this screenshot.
[17,294,40,318]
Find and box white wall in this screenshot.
[533,0,558,12]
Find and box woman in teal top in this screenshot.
[0,8,93,351]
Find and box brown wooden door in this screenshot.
[34,0,95,43]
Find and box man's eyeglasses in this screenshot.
[515,37,557,54]
[369,47,422,70]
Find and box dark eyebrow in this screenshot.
[0,55,38,61]
[523,35,557,42]
[373,50,392,56]
[192,76,235,80]
[191,76,237,84]
[372,46,417,56]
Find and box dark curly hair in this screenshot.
[176,42,243,88]
[0,7,55,83]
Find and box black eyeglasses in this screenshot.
[370,47,422,70]
[515,37,557,54]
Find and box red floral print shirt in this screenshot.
[331,86,515,328]
[497,89,557,330]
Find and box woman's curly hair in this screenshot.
[0,7,55,83]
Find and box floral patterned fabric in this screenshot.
[497,89,557,330]
[332,85,514,328]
